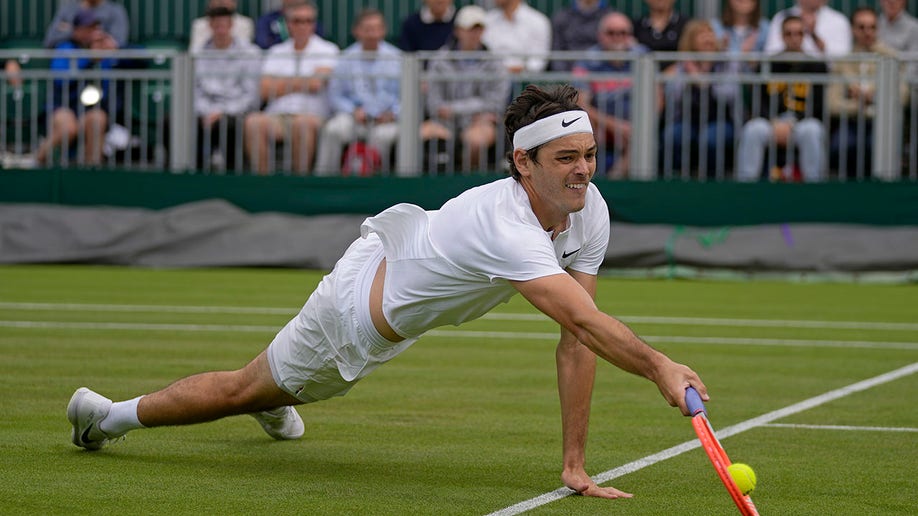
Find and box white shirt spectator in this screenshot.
[764,5,852,57]
[260,36,340,117]
[482,2,552,72]
[189,13,255,51]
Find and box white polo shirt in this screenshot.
[482,3,552,72]
[361,177,610,339]
[261,36,340,116]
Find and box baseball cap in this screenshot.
[454,5,487,29]
[73,10,99,28]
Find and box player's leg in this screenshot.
[68,350,303,450]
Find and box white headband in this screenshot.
[512,110,593,151]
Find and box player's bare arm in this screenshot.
[554,269,633,499]
[511,272,708,414]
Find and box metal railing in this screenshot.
[3,48,917,180]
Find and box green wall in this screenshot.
[3,168,917,226]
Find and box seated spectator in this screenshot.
[422,5,510,172]
[482,0,552,73]
[710,0,769,68]
[549,0,612,71]
[399,0,456,52]
[4,59,22,88]
[189,0,254,52]
[827,6,909,178]
[661,20,740,177]
[878,0,918,53]
[243,0,339,175]
[193,6,261,172]
[315,9,401,176]
[633,0,689,62]
[764,0,851,57]
[736,16,828,182]
[573,12,648,178]
[36,11,122,166]
[44,0,129,49]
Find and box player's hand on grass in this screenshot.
[562,468,633,499]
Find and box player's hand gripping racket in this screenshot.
[685,387,760,516]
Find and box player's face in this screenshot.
[516,133,597,223]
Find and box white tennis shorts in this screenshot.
[266,233,417,403]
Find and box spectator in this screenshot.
[827,6,909,177]
[736,15,828,182]
[189,0,255,52]
[573,12,648,178]
[4,59,22,88]
[243,0,339,175]
[314,9,401,176]
[36,11,121,166]
[660,20,741,176]
[255,0,310,50]
[710,0,769,62]
[877,0,918,53]
[399,0,456,52]
[44,0,129,49]
[764,0,851,57]
[633,0,689,53]
[482,0,552,73]
[193,6,261,172]
[422,5,510,172]
[549,0,612,72]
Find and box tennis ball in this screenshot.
[728,463,757,495]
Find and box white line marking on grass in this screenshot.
[481,313,918,332]
[0,302,295,315]
[3,321,918,350]
[763,423,918,433]
[2,303,917,331]
[485,361,918,516]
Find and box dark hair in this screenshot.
[352,8,385,29]
[721,0,761,28]
[503,84,582,180]
[781,15,803,32]
[850,5,877,23]
[206,6,235,18]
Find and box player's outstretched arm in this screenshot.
[511,273,708,414]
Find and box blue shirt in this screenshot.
[329,42,402,118]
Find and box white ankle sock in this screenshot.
[99,396,146,436]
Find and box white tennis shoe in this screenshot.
[250,406,304,440]
[67,387,123,450]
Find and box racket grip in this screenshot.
[685,386,706,416]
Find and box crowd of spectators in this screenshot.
[9,0,918,180]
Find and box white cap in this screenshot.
[454,5,487,29]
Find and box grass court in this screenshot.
[1,265,916,515]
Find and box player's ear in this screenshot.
[513,148,532,177]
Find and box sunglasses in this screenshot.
[604,29,632,37]
[288,17,316,25]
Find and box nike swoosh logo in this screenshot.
[81,424,94,445]
[561,117,581,128]
[562,248,581,258]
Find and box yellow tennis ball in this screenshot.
[728,463,757,495]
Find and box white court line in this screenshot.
[3,321,918,350]
[2,302,917,331]
[485,361,918,516]
[763,423,918,433]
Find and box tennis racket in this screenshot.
[685,386,760,516]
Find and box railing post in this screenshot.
[396,53,421,177]
[872,56,901,181]
[170,53,194,173]
[630,55,657,180]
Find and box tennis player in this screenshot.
[68,84,708,500]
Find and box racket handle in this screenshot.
[685,386,706,416]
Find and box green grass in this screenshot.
[1,265,916,515]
